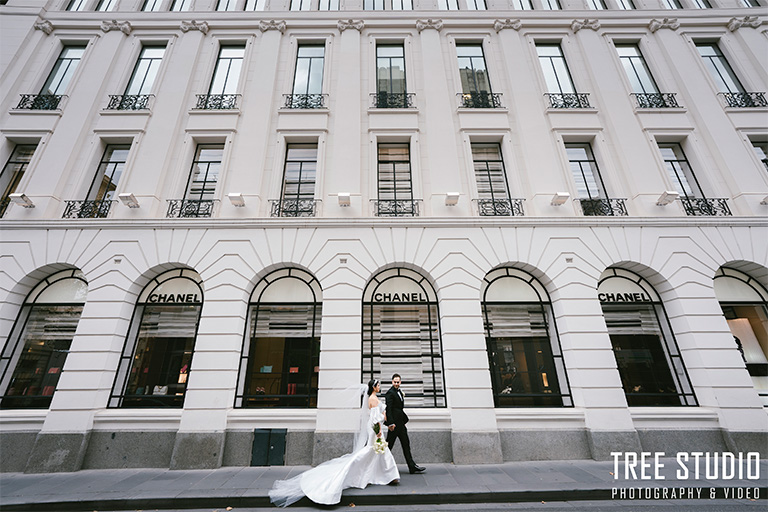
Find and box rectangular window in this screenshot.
[40,45,86,96]
[293,45,324,96]
[365,0,411,9]
[216,0,237,10]
[392,0,412,8]
[541,0,561,9]
[96,0,117,9]
[170,0,190,10]
[616,44,659,94]
[244,0,262,9]
[86,145,130,202]
[752,140,768,172]
[616,0,635,8]
[66,0,87,10]
[472,143,514,216]
[457,44,491,95]
[662,0,682,7]
[566,143,606,200]
[376,45,407,106]
[536,44,576,94]
[365,0,384,8]
[439,0,485,8]
[142,0,163,10]
[691,0,711,7]
[124,46,165,96]
[742,0,760,6]
[319,0,339,8]
[588,0,607,9]
[184,145,223,203]
[277,144,317,217]
[657,143,703,199]
[0,145,37,217]
[290,0,310,10]
[209,45,245,95]
[377,143,416,216]
[512,0,533,7]
[695,42,745,94]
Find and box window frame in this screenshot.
[108,269,204,409]
[39,44,88,96]
[123,45,166,96]
[182,144,224,203]
[0,269,87,410]
[656,142,705,200]
[695,42,746,95]
[0,144,38,216]
[482,268,573,408]
[208,44,246,96]
[235,268,323,408]
[599,268,698,407]
[535,43,577,95]
[615,43,660,95]
[564,142,608,200]
[292,44,326,96]
[361,268,446,408]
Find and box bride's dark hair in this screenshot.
[367,379,380,396]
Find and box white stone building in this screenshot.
[0,0,766,473]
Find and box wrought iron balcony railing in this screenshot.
[371,92,415,109]
[270,198,319,217]
[631,93,680,109]
[62,200,115,219]
[372,199,421,217]
[679,197,732,216]
[476,198,525,216]
[719,92,767,108]
[576,198,628,216]
[457,92,503,109]
[545,93,592,109]
[16,94,65,110]
[194,94,240,110]
[282,94,328,109]
[0,198,10,218]
[166,199,217,218]
[106,94,154,110]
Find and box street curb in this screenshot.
[3,487,766,511]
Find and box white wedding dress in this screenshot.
[269,401,400,507]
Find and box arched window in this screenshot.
[0,270,87,409]
[236,268,322,408]
[714,268,768,407]
[598,268,697,406]
[482,268,571,407]
[109,269,203,408]
[362,268,445,407]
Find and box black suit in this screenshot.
[384,386,417,471]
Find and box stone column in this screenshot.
[325,22,363,216]
[25,262,137,473]
[170,263,249,469]
[662,268,767,456]
[551,264,641,460]
[313,264,367,464]
[125,29,208,218]
[17,30,125,219]
[222,28,283,217]
[416,22,463,215]
[439,269,503,464]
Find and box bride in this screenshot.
[269,379,401,507]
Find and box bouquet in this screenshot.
[372,423,386,454]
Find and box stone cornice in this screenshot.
[2,217,765,232]
[33,19,53,35]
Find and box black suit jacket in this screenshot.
[384,386,409,427]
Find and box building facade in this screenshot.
[0,0,766,473]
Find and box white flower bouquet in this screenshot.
[372,423,386,454]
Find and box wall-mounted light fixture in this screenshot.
[550,192,569,206]
[228,193,246,207]
[656,191,679,206]
[445,192,460,206]
[118,193,140,208]
[337,192,351,207]
[9,193,34,208]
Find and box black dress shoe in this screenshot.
[409,465,426,474]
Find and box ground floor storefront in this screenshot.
[0,219,766,472]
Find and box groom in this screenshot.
[384,374,426,474]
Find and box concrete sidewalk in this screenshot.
[1,459,766,511]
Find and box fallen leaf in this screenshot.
[609,472,614,476]
[227,508,233,511]
[349,503,355,507]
